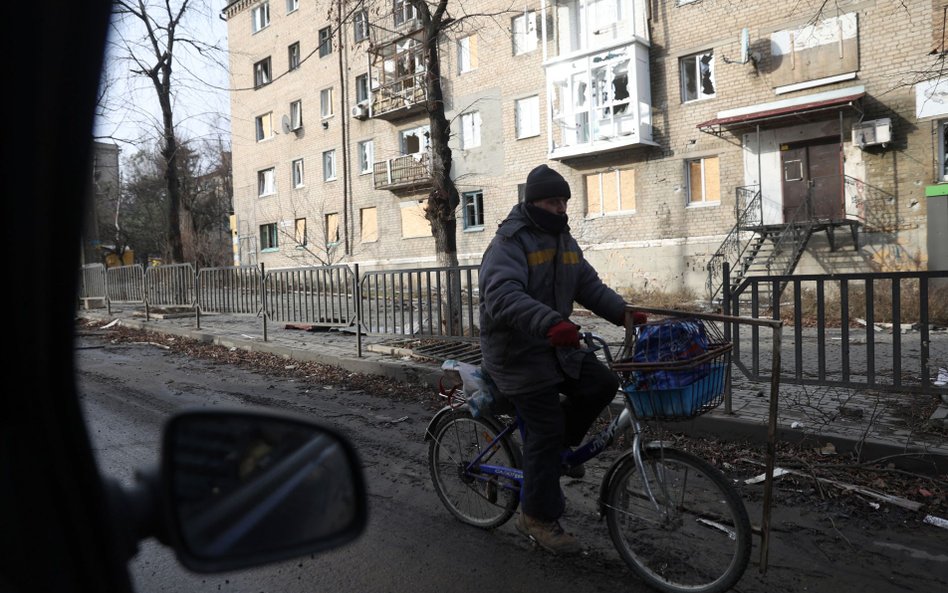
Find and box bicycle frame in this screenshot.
[457,332,670,515]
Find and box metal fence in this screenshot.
[105,264,146,304]
[79,264,107,302]
[79,260,946,396]
[197,265,261,315]
[358,264,479,340]
[724,268,948,394]
[264,264,356,326]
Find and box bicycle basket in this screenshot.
[611,317,732,421]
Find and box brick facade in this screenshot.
[224,0,943,299]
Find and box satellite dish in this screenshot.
[281,114,291,134]
[739,28,750,65]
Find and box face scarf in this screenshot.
[524,203,568,234]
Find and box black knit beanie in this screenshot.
[524,164,571,202]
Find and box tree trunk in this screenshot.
[417,3,463,334]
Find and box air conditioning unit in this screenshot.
[350,103,369,120]
[852,118,891,149]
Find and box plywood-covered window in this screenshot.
[360,207,378,243]
[400,200,429,238]
[686,156,720,205]
[585,168,635,215]
[325,213,340,245]
[294,218,307,246]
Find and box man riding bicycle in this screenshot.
[478,164,628,554]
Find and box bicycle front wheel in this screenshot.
[604,447,751,593]
[428,409,520,529]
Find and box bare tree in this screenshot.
[106,0,229,264]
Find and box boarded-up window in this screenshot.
[360,207,378,242]
[770,13,859,88]
[686,157,720,204]
[325,213,340,245]
[585,169,635,215]
[295,218,307,246]
[400,200,429,238]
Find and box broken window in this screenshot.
[680,50,715,102]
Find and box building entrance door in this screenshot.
[780,137,843,222]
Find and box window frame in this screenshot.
[457,34,478,74]
[318,26,333,58]
[685,156,721,206]
[251,2,270,33]
[320,87,334,119]
[680,50,716,103]
[357,140,374,175]
[512,11,538,56]
[393,0,417,27]
[323,149,337,181]
[288,42,301,71]
[354,9,369,42]
[290,99,303,130]
[294,217,307,246]
[324,213,340,246]
[460,111,482,149]
[461,190,485,230]
[292,158,304,188]
[354,73,369,104]
[257,167,276,197]
[286,0,299,14]
[260,222,279,251]
[253,57,272,88]
[255,112,273,142]
[585,168,636,216]
[515,95,540,139]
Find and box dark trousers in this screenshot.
[507,352,618,522]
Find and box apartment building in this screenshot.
[223,0,946,299]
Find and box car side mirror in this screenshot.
[158,408,367,573]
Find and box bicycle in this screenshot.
[424,312,752,593]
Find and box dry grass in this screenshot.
[618,286,705,311]
[761,280,948,328]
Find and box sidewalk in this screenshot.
[76,306,948,473]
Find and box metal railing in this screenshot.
[146,263,195,308]
[373,152,431,190]
[79,260,946,397]
[105,264,145,304]
[264,264,356,326]
[706,185,762,303]
[359,264,479,341]
[197,265,261,315]
[725,269,948,394]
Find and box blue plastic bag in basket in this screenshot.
[631,319,710,390]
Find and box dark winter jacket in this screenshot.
[478,203,626,395]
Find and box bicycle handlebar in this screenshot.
[580,332,615,363]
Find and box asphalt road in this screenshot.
[75,333,948,593]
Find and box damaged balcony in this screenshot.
[373,153,431,191]
[368,28,428,121]
[544,0,654,160]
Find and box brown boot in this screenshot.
[515,513,581,555]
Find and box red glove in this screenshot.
[632,312,648,326]
[547,320,580,348]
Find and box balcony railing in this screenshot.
[373,152,431,191]
[371,72,427,120]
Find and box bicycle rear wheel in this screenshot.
[604,447,751,593]
[428,409,520,529]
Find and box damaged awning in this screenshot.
[697,85,865,135]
